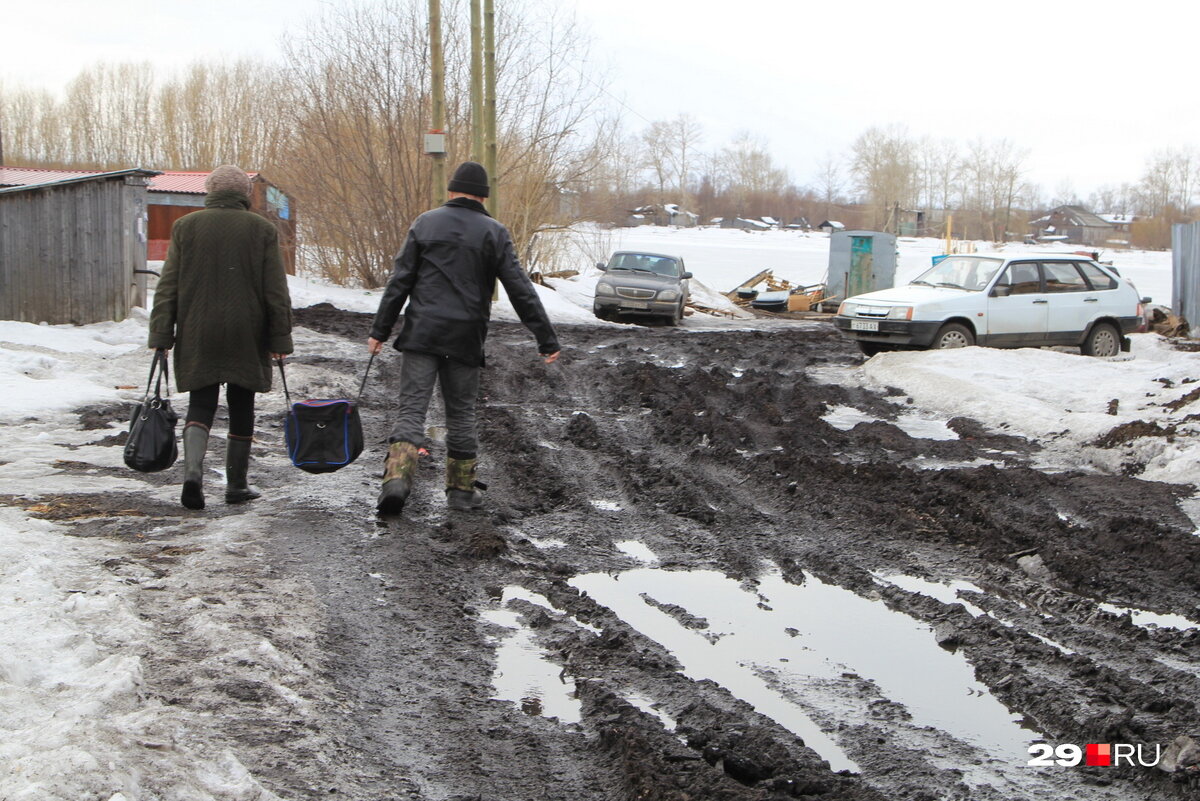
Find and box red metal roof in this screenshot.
[0,167,260,194]
[0,166,100,186]
[151,171,260,194]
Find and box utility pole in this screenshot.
[428,0,447,207]
[469,0,484,163]
[484,0,497,218]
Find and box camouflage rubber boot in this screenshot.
[224,434,262,504]
[445,457,484,512]
[377,441,419,516]
[181,422,209,510]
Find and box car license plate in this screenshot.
[851,320,879,332]
[622,301,649,310]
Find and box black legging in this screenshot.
[186,383,255,437]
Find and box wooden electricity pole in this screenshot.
[429,0,447,207]
[470,0,484,163]
[484,0,497,218]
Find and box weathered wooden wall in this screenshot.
[0,176,149,324]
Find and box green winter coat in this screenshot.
[148,190,293,393]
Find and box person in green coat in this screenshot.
[148,165,293,510]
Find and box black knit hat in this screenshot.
[448,161,489,198]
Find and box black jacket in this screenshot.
[369,198,559,366]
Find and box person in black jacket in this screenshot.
[368,162,560,515]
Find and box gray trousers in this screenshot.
[389,351,481,458]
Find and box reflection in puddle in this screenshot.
[481,604,581,724]
[1099,602,1199,631]
[615,540,659,564]
[573,567,1039,773]
[821,405,959,440]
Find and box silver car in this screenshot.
[593,251,692,326]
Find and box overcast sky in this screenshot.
[4,0,1193,200]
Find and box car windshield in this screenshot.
[608,253,680,276]
[910,256,1004,292]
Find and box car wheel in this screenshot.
[932,322,975,349]
[858,341,886,357]
[669,302,684,326]
[1082,322,1120,357]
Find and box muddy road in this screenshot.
[47,308,1200,800]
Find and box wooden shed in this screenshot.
[1,166,299,275]
[147,172,298,274]
[0,168,159,325]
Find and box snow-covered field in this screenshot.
[0,228,1193,797]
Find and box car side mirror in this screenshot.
[681,272,693,280]
[596,262,607,271]
[991,285,1011,298]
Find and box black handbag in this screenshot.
[124,350,179,472]
[279,355,372,474]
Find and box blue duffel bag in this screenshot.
[278,355,372,474]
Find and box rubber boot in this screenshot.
[224,434,262,504]
[445,456,484,512]
[181,422,209,510]
[377,441,419,516]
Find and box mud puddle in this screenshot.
[570,565,1040,776]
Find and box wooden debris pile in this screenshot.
[725,270,829,312]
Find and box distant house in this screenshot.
[624,203,698,228]
[0,167,159,324]
[1030,205,1114,246]
[146,171,297,273]
[0,166,298,274]
[786,216,811,230]
[720,217,770,231]
[818,220,845,233]
[1097,212,1135,243]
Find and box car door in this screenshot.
[1041,260,1095,345]
[986,261,1049,346]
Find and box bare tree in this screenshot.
[714,131,787,215]
[849,124,916,229]
[280,0,613,286]
[640,120,673,204]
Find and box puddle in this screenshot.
[503,586,603,635]
[821,405,959,440]
[624,692,677,731]
[615,540,659,564]
[526,536,566,550]
[875,573,1075,655]
[1099,602,1199,631]
[572,567,1039,774]
[874,573,989,617]
[481,595,581,724]
[1178,493,1200,536]
[904,456,1000,471]
[590,499,622,512]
